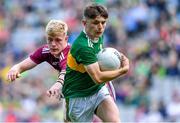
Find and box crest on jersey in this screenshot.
[42,47,50,54]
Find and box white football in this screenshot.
[97,47,121,71]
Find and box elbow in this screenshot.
[92,75,104,84]
[121,66,129,75]
[95,79,103,84]
[124,66,129,73]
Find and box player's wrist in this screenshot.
[51,82,63,90]
[56,79,64,86]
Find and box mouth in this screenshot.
[96,32,103,35]
[50,48,58,52]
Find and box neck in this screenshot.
[55,43,68,58]
[83,29,98,42]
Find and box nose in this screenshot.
[98,23,103,29]
[51,41,56,46]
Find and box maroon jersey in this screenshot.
[30,44,70,72]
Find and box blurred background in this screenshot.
[1,0,180,122]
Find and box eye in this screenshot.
[93,21,100,25]
[47,37,53,43]
[92,19,100,24]
[93,21,106,25]
[101,21,106,25]
[55,38,62,42]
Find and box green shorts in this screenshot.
[65,85,110,122]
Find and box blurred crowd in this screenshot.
[0,0,180,122]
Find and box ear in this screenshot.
[46,35,49,43]
[65,36,68,41]
[82,19,86,26]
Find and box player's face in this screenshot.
[83,16,107,40]
[47,33,68,58]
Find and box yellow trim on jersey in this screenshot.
[67,52,86,73]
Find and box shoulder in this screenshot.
[29,44,50,64]
[32,44,50,54]
[30,44,49,55]
[30,44,52,59]
[73,31,88,47]
[41,44,50,54]
[61,44,71,59]
[71,31,91,53]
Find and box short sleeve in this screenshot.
[76,47,97,65]
[29,46,45,64]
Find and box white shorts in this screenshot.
[106,81,116,101]
[65,85,111,122]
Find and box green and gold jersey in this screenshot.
[62,31,105,98]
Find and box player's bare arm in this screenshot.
[7,57,37,82]
[85,53,129,84]
[46,70,66,99]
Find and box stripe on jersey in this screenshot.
[67,52,86,73]
[87,38,93,48]
[59,52,65,61]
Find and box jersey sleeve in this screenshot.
[76,47,97,66]
[29,46,46,64]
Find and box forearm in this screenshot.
[47,70,65,98]
[96,66,128,83]
[56,70,66,85]
[10,64,22,73]
[46,70,66,98]
[98,54,129,83]
[7,58,37,82]
[85,62,129,84]
[14,62,34,73]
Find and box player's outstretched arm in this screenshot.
[7,57,37,82]
[46,82,63,99]
[85,53,129,84]
[46,70,65,99]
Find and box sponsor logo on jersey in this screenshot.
[52,62,59,65]
[42,47,50,54]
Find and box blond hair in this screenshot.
[45,19,68,36]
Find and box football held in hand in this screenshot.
[97,47,121,71]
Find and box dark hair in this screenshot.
[84,4,108,19]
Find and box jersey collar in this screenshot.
[83,29,99,43]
